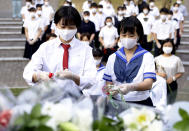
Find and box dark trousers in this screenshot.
[167,81,178,104]
[142,35,153,52]
[154,40,164,57]
[129,97,154,107]
[94,31,100,48]
[176,29,181,48]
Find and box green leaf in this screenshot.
[31,104,42,118]
[14,116,25,126]
[39,115,51,125]
[179,108,189,120]
[174,119,189,131]
[37,125,53,131]
[28,119,40,127]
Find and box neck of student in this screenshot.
[124,46,137,55]
[163,53,172,57]
[59,36,73,44]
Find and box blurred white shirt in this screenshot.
[42,5,54,22]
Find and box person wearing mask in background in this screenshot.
[167,10,179,46]
[82,0,93,12]
[171,0,188,17]
[36,4,50,43]
[103,0,115,17]
[42,0,54,23]
[23,7,42,59]
[99,17,119,63]
[172,2,184,49]
[77,11,95,45]
[122,6,130,18]
[12,0,22,18]
[83,48,106,96]
[136,0,147,13]
[152,8,172,57]
[155,39,184,104]
[124,0,139,17]
[23,6,97,92]
[149,0,159,20]
[116,6,124,22]
[137,4,155,52]
[63,0,76,7]
[34,0,43,6]
[89,3,101,48]
[99,0,106,8]
[103,16,156,106]
[80,33,91,45]
[98,5,107,30]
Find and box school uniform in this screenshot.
[137,13,155,51]
[83,65,106,96]
[51,22,59,36]
[149,6,160,19]
[172,12,184,48]
[126,4,139,16]
[42,4,54,22]
[103,45,156,106]
[152,20,172,56]
[155,55,185,104]
[23,37,97,90]
[179,4,188,17]
[150,75,167,107]
[99,25,119,62]
[82,1,91,12]
[20,5,30,21]
[78,20,96,36]
[103,5,116,17]
[23,18,42,59]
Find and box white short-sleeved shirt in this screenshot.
[89,13,101,32]
[171,5,188,17]
[152,20,172,40]
[23,37,97,90]
[82,1,91,11]
[99,25,119,47]
[103,45,156,101]
[103,6,116,17]
[155,55,185,79]
[126,4,139,16]
[150,75,167,107]
[20,6,30,21]
[149,6,160,18]
[98,13,107,28]
[37,16,49,31]
[167,20,179,39]
[23,18,42,40]
[172,12,184,29]
[137,13,155,35]
[42,5,54,21]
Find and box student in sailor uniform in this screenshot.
[103,16,156,106]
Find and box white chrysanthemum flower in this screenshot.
[144,120,163,131]
[41,102,55,116]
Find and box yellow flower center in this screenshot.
[137,114,147,123]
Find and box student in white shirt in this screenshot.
[149,0,159,19]
[171,0,188,17]
[36,4,50,43]
[103,16,156,106]
[23,6,97,91]
[99,17,119,62]
[34,0,44,5]
[155,39,184,104]
[21,0,32,21]
[23,7,42,59]
[125,0,139,16]
[137,4,155,51]
[116,6,124,22]
[102,0,115,17]
[82,0,93,12]
[172,2,184,48]
[98,4,107,29]
[42,0,54,22]
[152,8,172,57]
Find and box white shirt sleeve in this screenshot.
[143,53,156,81]
[79,46,97,90]
[177,57,185,73]
[99,28,104,38]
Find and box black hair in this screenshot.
[98,4,103,8]
[117,6,123,10]
[26,0,32,2]
[149,0,155,2]
[160,39,176,54]
[83,11,90,16]
[142,3,150,11]
[28,7,36,12]
[54,6,81,28]
[160,8,169,14]
[92,48,103,57]
[105,16,112,25]
[119,16,144,45]
[80,33,90,41]
[90,2,98,8]
[168,10,173,15]
[173,2,179,7]
[36,4,42,8]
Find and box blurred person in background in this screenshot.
[34,0,44,6]
[102,0,115,17]
[80,33,91,45]
[149,0,160,19]
[172,2,184,48]
[116,6,124,22]
[77,11,96,46]
[98,4,107,30]
[171,0,188,17]
[23,7,42,59]
[152,8,172,57]
[137,4,155,51]
[123,0,139,16]
[155,39,184,104]
[82,0,93,12]
[42,0,54,23]
[99,17,119,62]
[63,0,76,7]
[12,0,22,18]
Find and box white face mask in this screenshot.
[91,8,97,13]
[36,10,42,16]
[124,1,128,5]
[84,16,89,21]
[44,2,49,6]
[57,28,77,41]
[130,1,134,5]
[26,2,31,7]
[173,7,179,12]
[120,38,138,49]
[176,0,182,4]
[143,9,148,15]
[94,59,101,66]
[149,2,154,8]
[30,12,36,18]
[118,11,123,15]
[82,41,90,45]
[160,15,167,21]
[99,8,103,12]
[163,47,173,54]
[106,22,112,27]
[64,3,70,6]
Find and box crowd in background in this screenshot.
[20,0,187,107]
